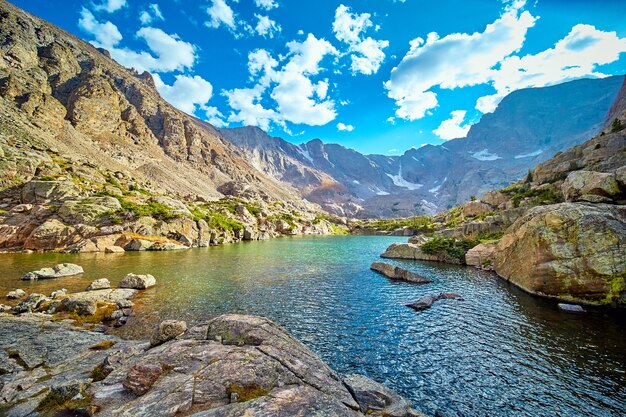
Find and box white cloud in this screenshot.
[78,8,122,48]
[79,11,197,73]
[255,14,281,38]
[476,23,626,112]
[337,122,354,131]
[224,85,279,130]
[224,34,338,129]
[140,4,165,25]
[153,74,213,114]
[433,110,471,140]
[297,29,304,35]
[333,4,389,75]
[109,27,196,72]
[385,1,536,120]
[205,106,227,127]
[206,0,236,30]
[93,0,126,13]
[254,0,278,11]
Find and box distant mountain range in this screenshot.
[221,76,624,217]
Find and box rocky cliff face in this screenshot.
[221,76,624,218]
[0,0,337,252]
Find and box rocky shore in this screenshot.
[0,312,425,417]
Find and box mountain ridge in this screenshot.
[221,75,624,217]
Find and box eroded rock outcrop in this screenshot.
[0,314,425,417]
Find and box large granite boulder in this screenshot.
[86,278,111,291]
[493,203,626,306]
[20,180,81,204]
[561,170,620,202]
[150,320,188,347]
[370,262,431,284]
[21,263,84,280]
[118,273,156,289]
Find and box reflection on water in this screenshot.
[1,236,625,416]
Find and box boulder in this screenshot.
[57,197,122,225]
[105,245,125,253]
[462,200,492,217]
[481,190,509,208]
[86,278,111,291]
[381,243,462,265]
[60,298,97,316]
[406,293,464,312]
[23,219,79,251]
[119,273,156,289]
[14,293,49,313]
[124,239,155,251]
[6,289,27,299]
[465,241,498,271]
[150,320,188,347]
[493,203,626,306]
[51,289,67,298]
[0,305,12,313]
[21,263,84,280]
[343,373,424,417]
[561,171,620,202]
[370,262,431,284]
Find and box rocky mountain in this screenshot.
[0,0,337,253]
[222,76,624,218]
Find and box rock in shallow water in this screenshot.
[343,373,425,417]
[21,263,84,280]
[558,303,585,313]
[118,273,156,289]
[406,293,464,312]
[370,262,431,284]
[86,278,111,291]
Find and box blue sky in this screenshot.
[11,0,626,155]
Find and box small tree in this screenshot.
[610,118,624,133]
[525,170,533,183]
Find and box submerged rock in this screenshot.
[343,373,425,417]
[406,293,464,312]
[21,263,84,280]
[558,303,586,313]
[370,262,432,284]
[118,273,156,289]
[6,289,27,299]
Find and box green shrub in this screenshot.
[116,199,181,221]
[420,236,479,262]
[510,188,563,208]
[610,118,624,133]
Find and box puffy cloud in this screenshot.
[224,85,279,130]
[255,14,281,38]
[153,74,213,114]
[254,0,278,11]
[333,4,389,75]
[205,106,227,127]
[206,0,236,30]
[93,0,126,13]
[78,8,122,48]
[337,122,354,132]
[385,1,536,120]
[79,10,197,73]
[476,23,626,112]
[224,34,338,129]
[110,27,196,72]
[433,110,471,140]
[140,4,165,25]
